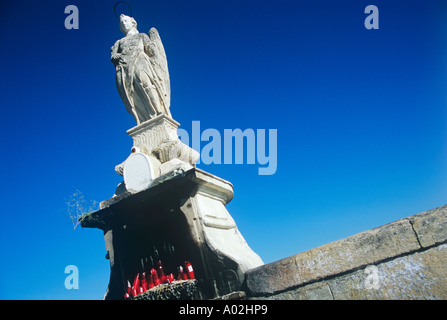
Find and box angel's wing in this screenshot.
[148,27,170,108]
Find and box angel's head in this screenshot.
[120,14,137,35]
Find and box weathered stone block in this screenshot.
[245,217,421,296]
[244,256,301,295]
[408,205,447,248]
[304,284,333,300]
[329,244,447,300]
[295,218,421,283]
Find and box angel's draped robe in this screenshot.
[112,33,171,125]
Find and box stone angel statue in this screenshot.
[111,14,171,125]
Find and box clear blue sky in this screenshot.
[1,0,446,299]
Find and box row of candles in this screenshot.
[124,260,195,299]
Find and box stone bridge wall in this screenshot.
[244,205,447,300]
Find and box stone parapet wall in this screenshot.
[244,205,447,300]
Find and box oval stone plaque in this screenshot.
[123,153,156,193]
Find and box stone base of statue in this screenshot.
[114,114,200,194]
[80,167,264,300]
[128,114,199,165]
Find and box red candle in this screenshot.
[140,272,148,292]
[185,261,195,279]
[148,273,155,289]
[131,273,140,296]
[157,260,167,283]
[151,268,161,286]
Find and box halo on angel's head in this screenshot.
[114,1,133,20]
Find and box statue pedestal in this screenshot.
[81,168,264,300]
[127,114,199,165]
